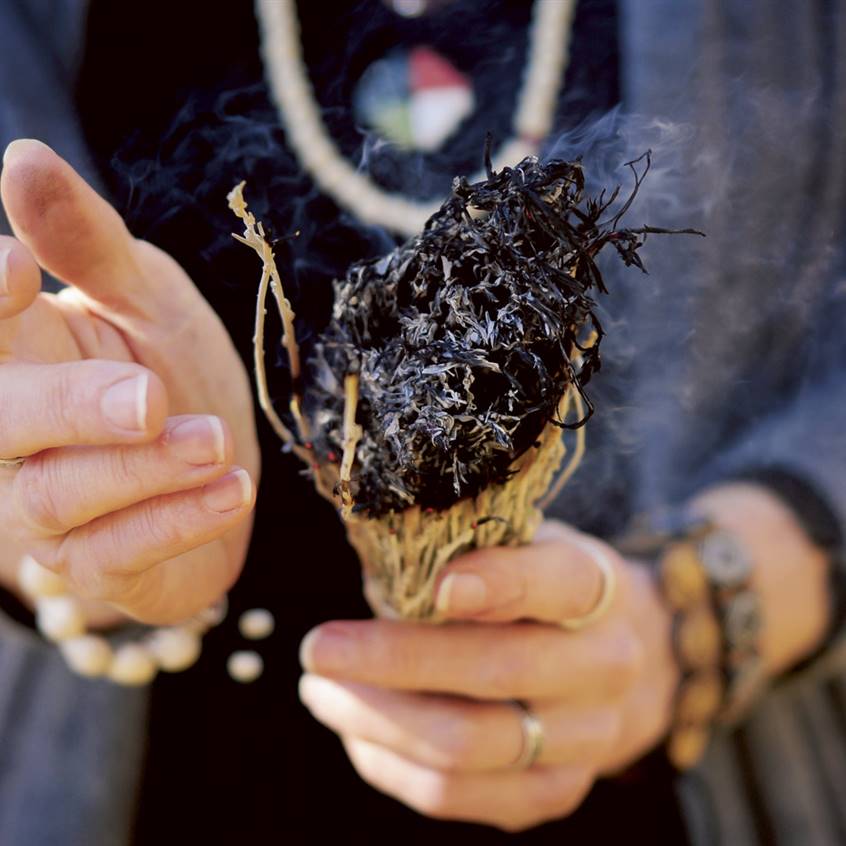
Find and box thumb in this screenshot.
[0,139,151,315]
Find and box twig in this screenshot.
[339,373,363,518]
[267,262,311,441]
[253,263,301,447]
[227,182,311,451]
[538,386,586,510]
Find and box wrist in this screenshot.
[620,499,767,768]
[689,483,831,676]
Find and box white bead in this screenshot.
[18,554,66,598]
[227,650,263,683]
[148,627,202,672]
[36,596,86,642]
[238,609,275,640]
[109,643,158,686]
[60,635,113,677]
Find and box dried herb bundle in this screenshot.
[230,151,700,619]
[305,152,680,516]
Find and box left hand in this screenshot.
[298,520,679,832]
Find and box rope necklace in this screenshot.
[255,0,578,235]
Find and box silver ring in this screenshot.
[560,538,617,631]
[511,700,544,769]
[0,457,25,469]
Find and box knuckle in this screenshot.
[372,632,420,686]
[412,772,457,819]
[49,367,87,441]
[103,567,156,610]
[605,628,645,695]
[14,459,68,534]
[109,443,145,491]
[476,641,535,698]
[54,529,103,597]
[475,658,517,699]
[429,712,477,770]
[135,498,184,550]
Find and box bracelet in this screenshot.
[620,511,766,770]
[17,554,226,686]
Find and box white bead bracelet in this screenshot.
[18,554,226,687]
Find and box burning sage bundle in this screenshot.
[229,153,699,619]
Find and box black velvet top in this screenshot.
[75,1,688,841]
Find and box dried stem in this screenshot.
[227,182,310,452]
[339,373,363,518]
[267,261,310,441]
[537,387,585,510]
[252,263,299,447]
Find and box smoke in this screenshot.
[104,0,846,536]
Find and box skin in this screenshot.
[297,490,831,831]
[0,140,260,623]
[0,140,832,830]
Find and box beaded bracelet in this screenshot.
[16,556,278,685]
[17,554,226,685]
[666,520,766,768]
[620,512,766,770]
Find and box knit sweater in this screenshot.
[1,1,845,844]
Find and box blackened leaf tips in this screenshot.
[305,153,700,516]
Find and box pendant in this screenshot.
[353,46,475,152]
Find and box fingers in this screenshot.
[300,675,621,772]
[301,676,522,772]
[37,468,255,599]
[0,236,40,319]
[434,521,624,625]
[0,360,168,456]
[105,538,243,624]
[343,737,592,832]
[300,618,642,701]
[7,415,232,537]
[0,140,145,311]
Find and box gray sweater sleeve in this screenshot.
[0,2,150,844]
[0,0,103,231]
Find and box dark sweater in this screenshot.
[1,1,845,844]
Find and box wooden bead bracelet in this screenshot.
[620,511,766,770]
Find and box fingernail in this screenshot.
[3,139,52,166]
[0,246,10,295]
[299,623,356,672]
[299,629,319,671]
[101,374,149,431]
[436,572,488,616]
[168,416,226,465]
[202,468,252,513]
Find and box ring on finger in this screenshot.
[510,700,544,770]
[0,456,26,469]
[560,539,617,631]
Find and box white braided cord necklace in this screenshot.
[255,0,578,235]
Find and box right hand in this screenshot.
[0,140,260,624]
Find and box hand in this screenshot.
[0,139,259,624]
[298,521,678,831]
